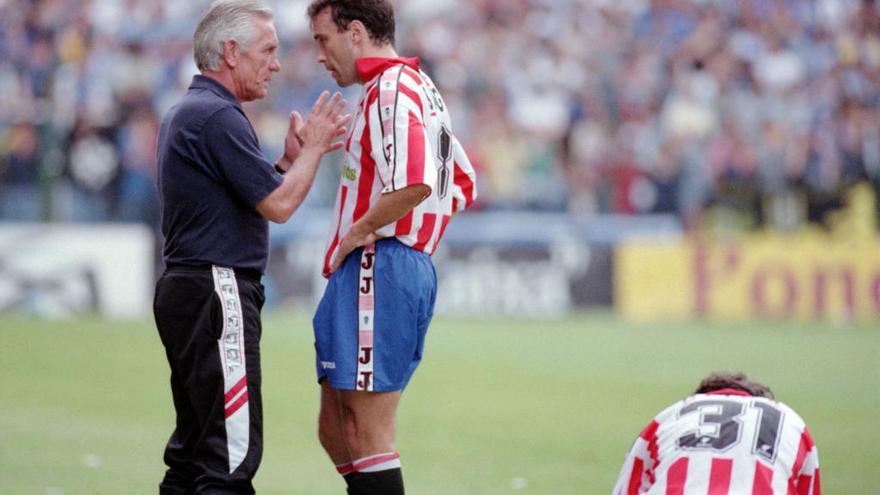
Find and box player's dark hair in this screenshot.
[307,0,395,46]
[695,372,774,399]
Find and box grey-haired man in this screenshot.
[153,1,349,492]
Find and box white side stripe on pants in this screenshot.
[212,266,249,473]
[356,243,376,391]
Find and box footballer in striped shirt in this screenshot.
[306,1,477,494]
[612,372,820,495]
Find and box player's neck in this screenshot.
[359,44,398,61]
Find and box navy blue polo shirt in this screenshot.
[157,75,283,273]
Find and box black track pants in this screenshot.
[153,266,264,494]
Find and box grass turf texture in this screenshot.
[1,312,877,494]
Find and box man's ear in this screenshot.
[222,39,239,68]
[348,20,368,47]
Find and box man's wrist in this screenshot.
[275,155,294,174]
[276,146,322,176]
[297,146,324,167]
[349,219,378,241]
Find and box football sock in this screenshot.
[346,452,403,495]
[336,462,354,486]
[343,472,356,486]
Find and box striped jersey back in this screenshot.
[612,391,820,495]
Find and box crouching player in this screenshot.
[612,372,820,495]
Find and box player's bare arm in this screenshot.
[329,183,431,272]
[257,91,351,223]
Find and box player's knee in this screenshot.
[340,411,360,447]
[348,416,395,453]
[317,423,333,452]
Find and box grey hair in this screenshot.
[194,0,274,72]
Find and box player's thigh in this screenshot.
[372,240,437,388]
[313,253,360,389]
[319,381,344,427]
[318,382,353,462]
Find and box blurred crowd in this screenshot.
[1,0,879,234]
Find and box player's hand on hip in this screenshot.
[300,91,352,155]
[330,230,379,273]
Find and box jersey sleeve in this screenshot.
[792,427,821,495]
[200,106,282,206]
[372,69,437,194]
[612,420,660,495]
[450,138,477,213]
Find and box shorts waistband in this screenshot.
[377,237,429,256]
[164,263,263,282]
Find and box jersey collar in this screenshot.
[356,57,420,83]
[190,75,241,108]
[704,388,753,397]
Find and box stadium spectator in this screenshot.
[62,112,121,221]
[0,120,42,220]
[612,371,821,495]
[116,104,161,225]
[0,0,878,232]
[306,1,477,493]
[151,0,348,492]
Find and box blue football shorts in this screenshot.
[313,238,437,392]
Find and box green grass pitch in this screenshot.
[1,312,878,494]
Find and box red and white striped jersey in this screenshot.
[322,57,477,277]
[612,389,820,495]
